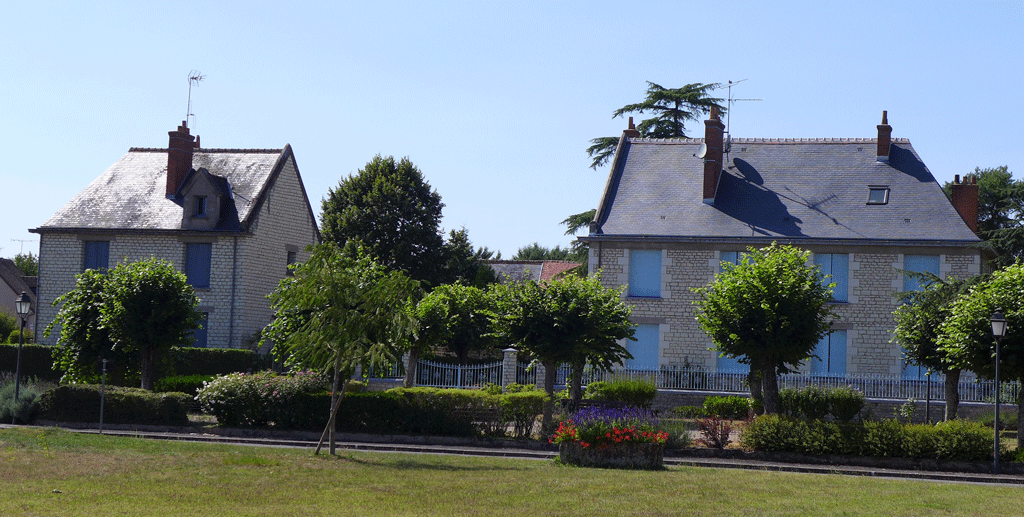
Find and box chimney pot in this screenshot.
[623,117,641,138]
[950,174,979,234]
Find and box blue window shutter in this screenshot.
[810,330,847,376]
[628,250,661,298]
[903,255,940,292]
[191,313,208,348]
[815,254,848,302]
[186,243,212,288]
[83,241,109,271]
[716,354,748,374]
[627,324,660,370]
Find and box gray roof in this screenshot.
[0,258,36,305]
[34,147,293,234]
[589,137,980,245]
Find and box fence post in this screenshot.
[501,348,518,387]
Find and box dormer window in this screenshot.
[194,196,208,217]
[867,186,889,205]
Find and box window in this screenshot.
[719,251,743,268]
[628,250,661,298]
[716,354,748,374]
[627,324,659,370]
[83,240,109,271]
[286,250,297,276]
[194,196,207,217]
[191,313,208,348]
[809,330,847,376]
[867,186,889,205]
[185,243,212,288]
[814,253,849,302]
[903,255,940,292]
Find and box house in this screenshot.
[0,258,36,337]
[31,122,321,350]
[580,110,982,378]
[486,260,582,284]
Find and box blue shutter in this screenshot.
[83,241,109,271]
[627,324,660,370]
[186,243,212,288]
[815,254,848,302]
[810,330,847,376]
[716,354,748,374]
[903,255,940,292]
[628,250,661,298]
[191,313,208,348]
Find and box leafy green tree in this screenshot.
[320,155,446,286]
[586,81,725,170]
[692,243,836,414]
[13,252,38,276]
[263,244,420,454]
[47,259,201,390]
[893,273,982,420]
[938,263,1024,433]
[0,313,18,344]
[512,242,579,261]
[944,166,1024,268]
[440,228,499,288]
[491,273,635,429]
[414,283,497,366]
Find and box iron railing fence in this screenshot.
[415,359,503,388]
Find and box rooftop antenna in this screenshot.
[722,79,761,154]
[186,71,205,129]
[11,239,35,254]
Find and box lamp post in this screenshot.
[990,310,1007,475]
[12,291,31,425]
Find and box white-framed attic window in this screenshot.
[867,186,890,205]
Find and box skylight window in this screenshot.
[867,187,889,205]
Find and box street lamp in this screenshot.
[12,291,31,425]
[990,309,1007,474]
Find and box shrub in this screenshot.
[931,419,991,461]
[862,419,906,457]
[778,386,864,422]
[828,387,865,423]
[583,379,656,408]
[0,343,61,381]
[501,391,547,438]
[195,370,328,428]
[36,384,190,426]
[695,416,732,449]
[660,419,694,450]
[0,382,40,424]
[503,383,536,393]
[702,396,750,419]
[550,406,668,448]
[8,329,33,344]
[154,374,214,396]
[165,347,258,376]
[0,313,16,341]
[672,405,706,418]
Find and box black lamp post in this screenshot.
[12,291,31,425]
[990,309,1007,475]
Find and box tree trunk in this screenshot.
[943,368,960,421]
[404,348,419,388]
[567,359,585,413]
[541,360,558,434]
[1017,378,1024,444]
[759,359,780,414]
[140,348,157,391]
[747,367,764,416]
[315,354,346,456]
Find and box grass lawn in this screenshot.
[1,427,1021,517]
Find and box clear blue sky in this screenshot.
[3,1,1022,261]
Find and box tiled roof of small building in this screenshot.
[486,260,582,283]
[589,137,980,244]
[35,147,289,233]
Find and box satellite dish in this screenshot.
[695,143,708,159]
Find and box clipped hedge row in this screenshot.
[36,384,191,426]
[0,343,60,381]
[778,386,865,422]
[741,414,991,461]
[583,379,657,408]
[165,347,259,376]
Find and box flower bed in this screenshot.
[551,406,668,469]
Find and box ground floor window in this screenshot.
[627,324,659,370]
[809,330,847,376]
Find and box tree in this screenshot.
[13,252,37,276]
[938,263,1024,434]
[692,243,836,414]
[586,81,725,170]
[263,244,420,454]
[892,273,982,420]
[47,259,201,390]
[944,166,1024,268]
[491,273,635,430]
[439,228,499,288]
[512,242,581,262]
[414,283,497,366]
[320,155,446,286]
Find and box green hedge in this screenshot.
[154,374,214,396]
[741,414,992,461]
[36,385,191,426]
[583,379,657,408]
[165,347,259,376]
[778,386,865,422]
[0,343,60,381]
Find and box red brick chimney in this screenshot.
[166,121,195,197]
[877,110,892,162]
[624,117,640,138]
[703,106,725,204]
[950,174,979,234]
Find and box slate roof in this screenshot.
[34,147,293,234]
[588,137,980,245]
[0,258,36,306]
[486,260,583,283]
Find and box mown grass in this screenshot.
[1,427,1021,516]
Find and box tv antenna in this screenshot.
[11,239,35,254]
[186,71,205,128]
[721,79,761,154]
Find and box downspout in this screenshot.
[229,235,238,348]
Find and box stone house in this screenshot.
[31,122,321,350]
[580,110,982,378]
[0,258,36,336]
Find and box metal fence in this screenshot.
[415,359,503,388]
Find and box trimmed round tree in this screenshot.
[692,243,836,414]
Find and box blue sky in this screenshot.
[2,1,1022,261]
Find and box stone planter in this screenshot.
[559,441,665,470]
